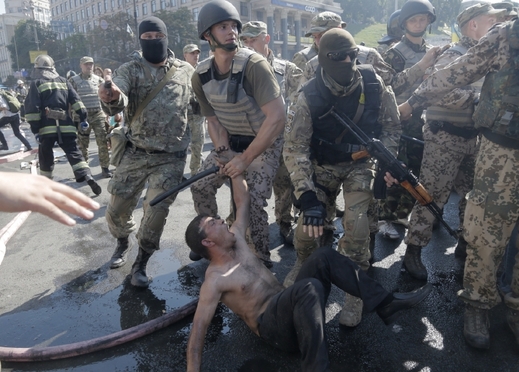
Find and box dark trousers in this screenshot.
[39,135,91,182]
[257,247,390,372]
[0,114,32,149]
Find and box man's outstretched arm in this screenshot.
[229,174,250,238]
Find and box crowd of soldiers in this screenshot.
[5,0,519,369]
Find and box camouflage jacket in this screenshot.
[266,49,303,107]
[101,49,194,153]
[291,44,318,70]
[408,23,513,110]
[284,70,401,199]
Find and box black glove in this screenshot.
[299,191,326,227]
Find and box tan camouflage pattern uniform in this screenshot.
[267,50,303,228]
[291,44,318,71]
[187,102,205,176]
[407,21,519,310]
[285,71,401,270]
[70,73,110,168]
[101,50,194,253]
[405,36,480,248]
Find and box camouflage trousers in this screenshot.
[405,124,479,247]
[187,114,205,176]
[273,154,295,225]
[379,120,424,221]
[458,136,519,310]
[191,137,282,262]
[294,159,375,270]
[77,110,110,168]
[106,145,186,253]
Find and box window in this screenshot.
[86,7,90,17]
[160,0,165,9]
[74,0,77,6]
[151,0,156,12]
[81,9,85,19]
[171,0,176,7]
[104,0,108,11]
[98,2,102,13]
[181,0,186,4]
[111,0,115,8]
[240,2,248,17]
[193,7,199,21]
[256,10,263,21]
[92,4,95,15]
[142,3,147,15]
[64,2,68,10]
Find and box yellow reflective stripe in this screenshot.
[38,81,68,93]
[26,113,41,121]
[72,101,85,111]
[39,170,53,179]
[39,126,78,135]
[72,161,88,171]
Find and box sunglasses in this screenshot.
[326,48,359,61]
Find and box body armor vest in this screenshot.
[298,46,318,64]
[71,74,102,110]
[357,45,370,64]
[197,48,265,137]
[271,57,287,105]
[303,65,381,165]
[425,42,484,126]
[391,41,427,104]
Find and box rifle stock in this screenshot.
[320,107,458,239]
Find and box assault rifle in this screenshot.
[319,107,458,239]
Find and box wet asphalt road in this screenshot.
[0,135,518,372]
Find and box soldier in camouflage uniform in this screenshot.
[403,4,505,281]
[190,0,285,268]
[291,12,346,71]
[98,17,194,288]
[377,10,405,55]
[399,16,519,350]
[379,0,437,254]
[183,44,206,176]
[284,29,401,327]
[241,21,303,244]
[69,56,112,178]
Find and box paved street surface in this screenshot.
[0,136,518,372]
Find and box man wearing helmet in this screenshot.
[378,10,405,54]
[190,0,285,268]
[24,54,101,196]
[378,0,439,278]
[14,79,27,120]
[98,16,194,288]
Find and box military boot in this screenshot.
[85,175,102,196]
[340,293,363,327]
[130,247,153,288]
[454,236,468,259]
[463,304,490,349]
[403,244,428,280]
[101,167,113,178]
[507,308,519,347]
[110,237,130,269]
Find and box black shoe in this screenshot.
[101,167,113,178]
[0,144,8,151]
[86,176,102,196]
[189,250,203,261]
[403,244,428,280]
[110,237,130,269]
[131,247,153,287]
[377,283,433,325]
[464,304,490,349]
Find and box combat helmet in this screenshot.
[197,0,242,40]
[399,0,436,29]
[34,54,55,69]
[378,10,404,44]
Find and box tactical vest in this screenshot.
[271,57,287,104]
[357,45,370,64]
[71,74,102,110]
[391,41,427,104]
[298,46,318,64]
[303,65,381,165]
[197,49,265,137]
[425,42,484,126]
[473,20,519,141]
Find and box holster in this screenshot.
[45,107,67,121]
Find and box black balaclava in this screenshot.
[139,17,169,64]
[318,28,357,86]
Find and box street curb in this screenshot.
[0,148,38,164]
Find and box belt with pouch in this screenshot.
[127,142,187,157]
[428,120,479,139]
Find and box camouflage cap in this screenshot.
[183,44,201,54]
[305,11,347,37]
[492,2,518,16]
[457,3,506,28]
[80,56,94,64]
[241,21,268,38]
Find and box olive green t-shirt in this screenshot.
[192,51,281,118]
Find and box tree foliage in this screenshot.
[154,7,198,58]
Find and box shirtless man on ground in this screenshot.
[185,158,433,372]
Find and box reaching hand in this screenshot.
[302,204,327,238]
[98,75,120,103]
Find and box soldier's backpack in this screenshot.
[0,90,21,113]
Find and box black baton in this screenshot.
[149,165,219,206]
